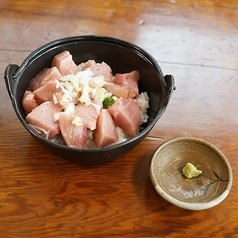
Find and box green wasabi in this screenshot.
[182,162,202,179]
[103,97,116,109]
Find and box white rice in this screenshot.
[137,92,150,125]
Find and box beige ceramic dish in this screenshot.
[150,137,233,210]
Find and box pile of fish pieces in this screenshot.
[22,50,143,148]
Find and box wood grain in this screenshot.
[0,0,238,237]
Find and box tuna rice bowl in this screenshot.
[22,50,150,149]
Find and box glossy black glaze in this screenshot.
[5,35,175,164]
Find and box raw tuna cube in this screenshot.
[81,60,96,71]
[74,100,102,130]
[53,90,80,108]
[94,109,119,147]
[114,70,140,98]
[33,80,62,104]
[22,90,38,113]
[26,101,62,139]
[51,51,78,76]
[30,67,62,91]
[58,112,88,148]
[108,98,140,137]
[103,82,128,98]
[88,62,113,82]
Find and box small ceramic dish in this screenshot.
[150,137,233,210]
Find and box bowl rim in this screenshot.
[150,136,233,210]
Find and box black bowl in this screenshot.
[5,35,175,164]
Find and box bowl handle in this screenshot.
[164,74,175,91]
[4,64,20,101]
[161,74,175,111]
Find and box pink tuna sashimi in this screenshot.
[53,89,80,107]
[74,101,102,130]
[94,109,119,148]
[88,62,113,82]
[33,80,62,104]
[103,82,128,98]
[114,70,140,98]
[26,101,62,139]
[51,51,78,76]
[108,98,140,137]
[30,67,62,91]
[58,113,88,148]
[22,90,38,113]
[81,60,96,70]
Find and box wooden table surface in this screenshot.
[0,0,237,237]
